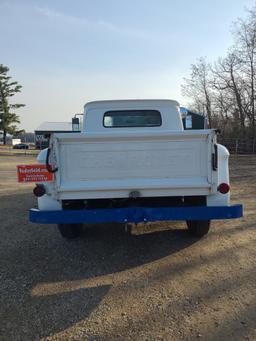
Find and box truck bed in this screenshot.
[52,130,217,200]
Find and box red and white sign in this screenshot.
[17,165,53,183]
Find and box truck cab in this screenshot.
[30,100,242,239]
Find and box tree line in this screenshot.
[182,7,256,139]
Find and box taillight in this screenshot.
[218,183,230,194]
[33,184,46,197]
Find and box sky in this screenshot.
[1,0,255,132]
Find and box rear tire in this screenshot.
[186,220,210,237]
[58,223,83,239]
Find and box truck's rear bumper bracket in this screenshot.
[29,205,243,224]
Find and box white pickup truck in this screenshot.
[30,100,242,238]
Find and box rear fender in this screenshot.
[37,148,48,164]
[207,144,230,206]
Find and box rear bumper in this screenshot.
[29,205,243,224]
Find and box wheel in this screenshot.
[186,220,210,237]
[57,223,83,239]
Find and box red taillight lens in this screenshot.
[218,183,230,194]
[33,184,46,197]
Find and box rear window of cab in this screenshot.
[103,110,162,128]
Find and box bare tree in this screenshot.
[233,7,256,132]
[212,53,246,134]
[181,57,213,127]
[181,5,256,138]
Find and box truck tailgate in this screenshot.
[52,130,217,199]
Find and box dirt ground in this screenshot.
[0,150,256,341]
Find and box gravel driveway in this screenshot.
[0,152,256,340]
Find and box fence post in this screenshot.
[235,139,238,154]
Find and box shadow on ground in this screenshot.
[0,192,198,340]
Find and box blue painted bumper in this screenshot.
[29,205,243,224]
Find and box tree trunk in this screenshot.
[230,65,245,135]
[3,130,6,145]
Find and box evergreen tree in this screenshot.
[0,64,25,144]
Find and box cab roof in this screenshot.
[84,99,180,111]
